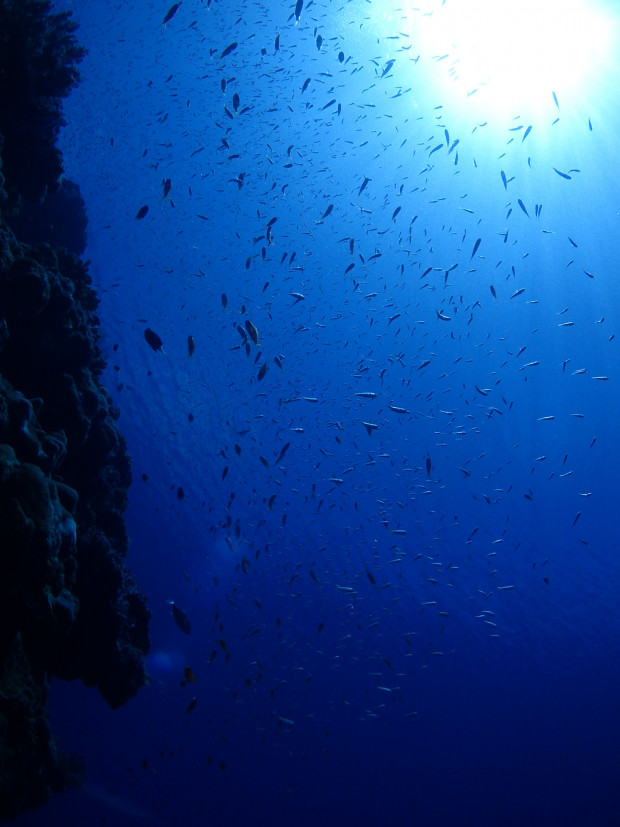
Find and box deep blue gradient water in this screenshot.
[15,1,620,825]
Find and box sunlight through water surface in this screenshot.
[410,0,614,118]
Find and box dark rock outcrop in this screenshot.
[0,232,151,821]
[0,0,86,207]
[0,1,150,819]
[5,178,88,256]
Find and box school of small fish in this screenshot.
[62,0,618,760]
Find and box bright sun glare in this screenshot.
[417,0,612,117]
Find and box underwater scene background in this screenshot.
[7,0,620,824]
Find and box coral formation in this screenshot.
[0,0,86,206]
[0,1,150,819]
[6,178,88,256]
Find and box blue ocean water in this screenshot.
[15,0,620,824]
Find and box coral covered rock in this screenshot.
[0,0,86,206]
[0,631,85,820]
[5,178,88,256]
[0,1,150,818]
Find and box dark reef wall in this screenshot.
[0,0,86,205]
[0,1,150,819]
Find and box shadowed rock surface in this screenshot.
[0,1,150,819]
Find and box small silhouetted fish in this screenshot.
[295,0,304,22]
[302,77,310,93]
[163,178,171,198]
[171,601,191,634]
[221,293,228,308]
[187,335,195,357]
[426,453,431,476]
[232,93,240,112]
[470,238,481,260]
[316,34,323,50]
[220,42,238,59]
[136,205,149,219]
[381,59,395,78]
[162,3,181,26]
[144,328,163,351]
[517,199,529,217]
[245,319,259,345]
[321,203,333,219]
[276,442,290,464]
[185,697,197,714]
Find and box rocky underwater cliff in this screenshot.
[0,1,150,818]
